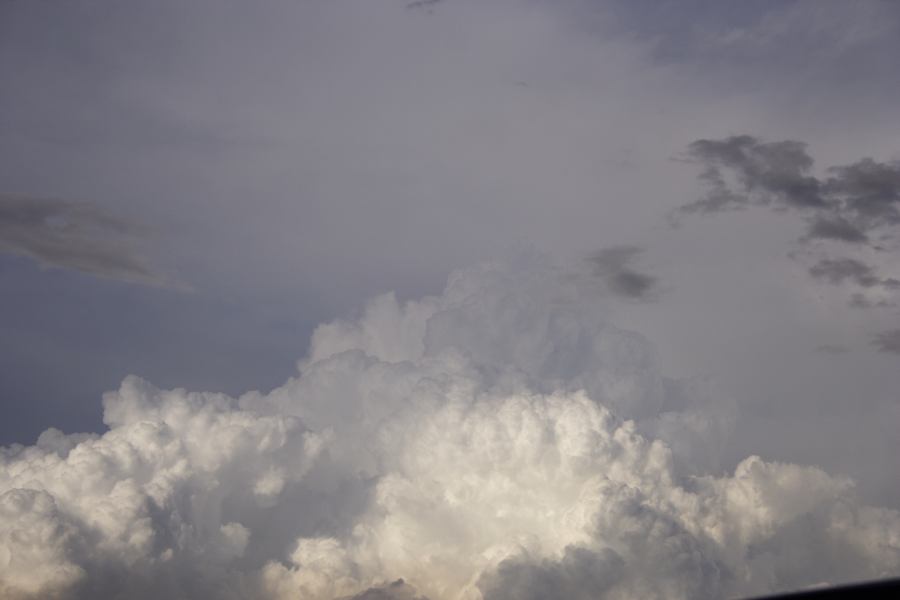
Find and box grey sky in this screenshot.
[2,0,900,518]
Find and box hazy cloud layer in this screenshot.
[2,258,898,599]
[0,194,171,287]
[587,245,660,301]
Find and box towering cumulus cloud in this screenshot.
[2,256,899,599]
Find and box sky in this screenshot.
[2,1,900,598]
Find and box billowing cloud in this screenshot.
[588,245,660,301]
[2,257,899,599]
[0,194,175,287]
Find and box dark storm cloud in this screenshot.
[679,137,900,246]
[871,329,900,354]
[0,194,171,287]
[679,135,824,214]
[588,245,660,301]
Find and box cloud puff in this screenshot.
[0,194,176,287]
[2,257,899,599]
[1,377,325,599]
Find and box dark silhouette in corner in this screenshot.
[750,578,900,599]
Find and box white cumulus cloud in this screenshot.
[2,256,899,599]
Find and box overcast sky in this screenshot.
[2,1,900,598]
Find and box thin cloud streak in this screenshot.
[0,194,181,289]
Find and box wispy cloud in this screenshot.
[0,194,180,288]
